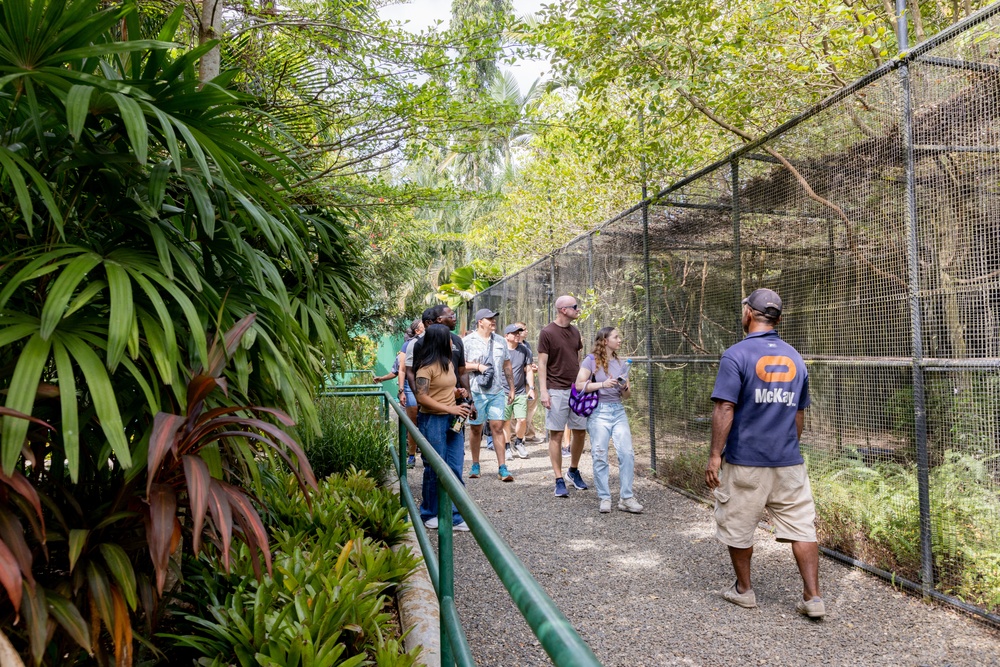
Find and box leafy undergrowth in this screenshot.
[305,397,395,482]
[812,450,1000,612]
[160,469,421,666]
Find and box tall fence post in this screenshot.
[398,413,407,503]
[587,233,595,344]
[438,482,455,666]
[731,158,741,329]
[642,200,656,471]
[897,0,934,598]
[553,253,558,317]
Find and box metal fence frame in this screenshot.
[474,1,1000,627]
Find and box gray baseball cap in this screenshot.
[503,323,524,335]
[474,308,499,322]
[742,288,782,315]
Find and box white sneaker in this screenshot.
[618,497,644,513]
[599,499,612,513]
[423,517,439,529]
[453,521,470,532]
[515,441,529,459]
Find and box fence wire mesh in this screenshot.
[473,5,1000,623]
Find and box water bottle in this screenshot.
[450,397,469,433]
[616,359,633,385]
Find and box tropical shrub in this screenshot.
[812,451,1000,611]
[0,0,367,663]
[163,470,420,666]
[305,398,395,481]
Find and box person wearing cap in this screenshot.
[706,288,825,619]
[463,309,517,481]
[500,323,533,459]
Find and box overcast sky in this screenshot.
[378,0,549,95]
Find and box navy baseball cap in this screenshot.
[742,289,782,316]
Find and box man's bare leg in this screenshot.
[548,429,564,477]
[791,541,821,600]
[469,423,483,464]
[569,429,586,469]
[490,420,507,466]
[728,545,753,594]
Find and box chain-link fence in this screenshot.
[473,4,1000,624]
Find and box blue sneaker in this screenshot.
[566,468,588,490]
[554,477,568,497]
[469,462,481,478]
[498,464,514,482]
[406,455,416,469]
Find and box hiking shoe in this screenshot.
[453,521,470,532]
[469,462,480,478]
[618,497,643,513]
[796,596,826,619]
[514,439,529,459]
[599,499,612,513]
[498,464,514,482]
[722,581,756,609]
[406,455,416,469]
[566,468,588,490]
[554,478,569,497]
[423,517,439,529]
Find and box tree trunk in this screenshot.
[199,0,222,83]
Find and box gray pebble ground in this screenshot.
[407,437,1000,667]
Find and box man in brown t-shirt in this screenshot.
[538,294,589,498]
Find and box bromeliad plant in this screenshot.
[0,0,365,664]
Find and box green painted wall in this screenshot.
[372,332,404,387]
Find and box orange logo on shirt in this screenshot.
[755,356,797,383]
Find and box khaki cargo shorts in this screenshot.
[544,388,588,431]
[713,462,817,548]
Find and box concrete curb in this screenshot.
[387,474,440,667]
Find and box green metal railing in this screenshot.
[319,387,602,667]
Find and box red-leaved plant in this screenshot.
[144,314,318,592]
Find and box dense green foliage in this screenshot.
[462,0,994,271]
[305,397,395,482]
[0,0,367,662]
[163,469,420,666]
[813,451,1000,609]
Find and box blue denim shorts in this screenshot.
[469,391,507,425]
[403,381,417,408]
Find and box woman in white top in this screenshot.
[574,327,643,514]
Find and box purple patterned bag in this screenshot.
[568,384,599,417]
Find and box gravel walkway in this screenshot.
[406,438,1000,666]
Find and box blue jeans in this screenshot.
[586,402,635,501]
[418,412,465,525]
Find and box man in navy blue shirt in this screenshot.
[706,288,825,619]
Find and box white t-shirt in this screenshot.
[462,331,508,395]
